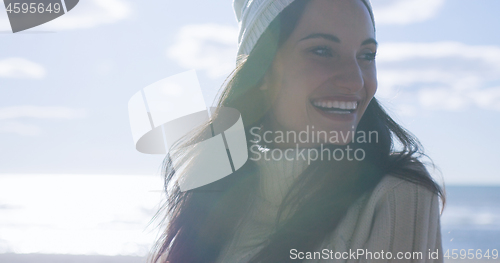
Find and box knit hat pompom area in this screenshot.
[233,0,374,57]
[233,0,295,57]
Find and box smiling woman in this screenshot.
[149,0,445,262]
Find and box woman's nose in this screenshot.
[332,58,364,94]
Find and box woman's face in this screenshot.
[261,0,377,148]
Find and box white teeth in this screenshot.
[347,101,355,110]
[339,101,346,109]
[312,100,358,110]
[345,102,351,110]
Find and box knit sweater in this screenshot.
[215,150,443,263]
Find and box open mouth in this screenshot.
[311,99,358,114]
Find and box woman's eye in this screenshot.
[360,52,377,61]
[310,46,333,57]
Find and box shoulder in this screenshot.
[354,161,442,227]
[369,162,440,210]
[368,175,439,216]
[357,161,442,236]
[359,165,443,249]
[348,166,443,258]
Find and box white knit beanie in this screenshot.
[233,0,373,57]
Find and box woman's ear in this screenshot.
[259,65,276,91]
[259,70,271,91]
[259,50,284,92]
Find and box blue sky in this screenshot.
[0,0,499,185]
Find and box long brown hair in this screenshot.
[149,1,445,262]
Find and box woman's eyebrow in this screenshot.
[299,33,340,43]
[298,33,378,47]
[361,38,378,47]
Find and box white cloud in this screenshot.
[167,24,238,79]
[0,0,132,31]
[0,106,86,136]
[0,106,86,120]
[470,87,500,111]
[376,42,500,112]
[0,58,46,79]
[0,121,42,136]
[417,88,469,111]
[377,42,500,65]
[417,87,500,112]
[371,0,446,25]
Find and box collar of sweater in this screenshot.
[251,145,310,207]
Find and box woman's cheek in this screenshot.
[366,81,377,102]
[364,67,377,94]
